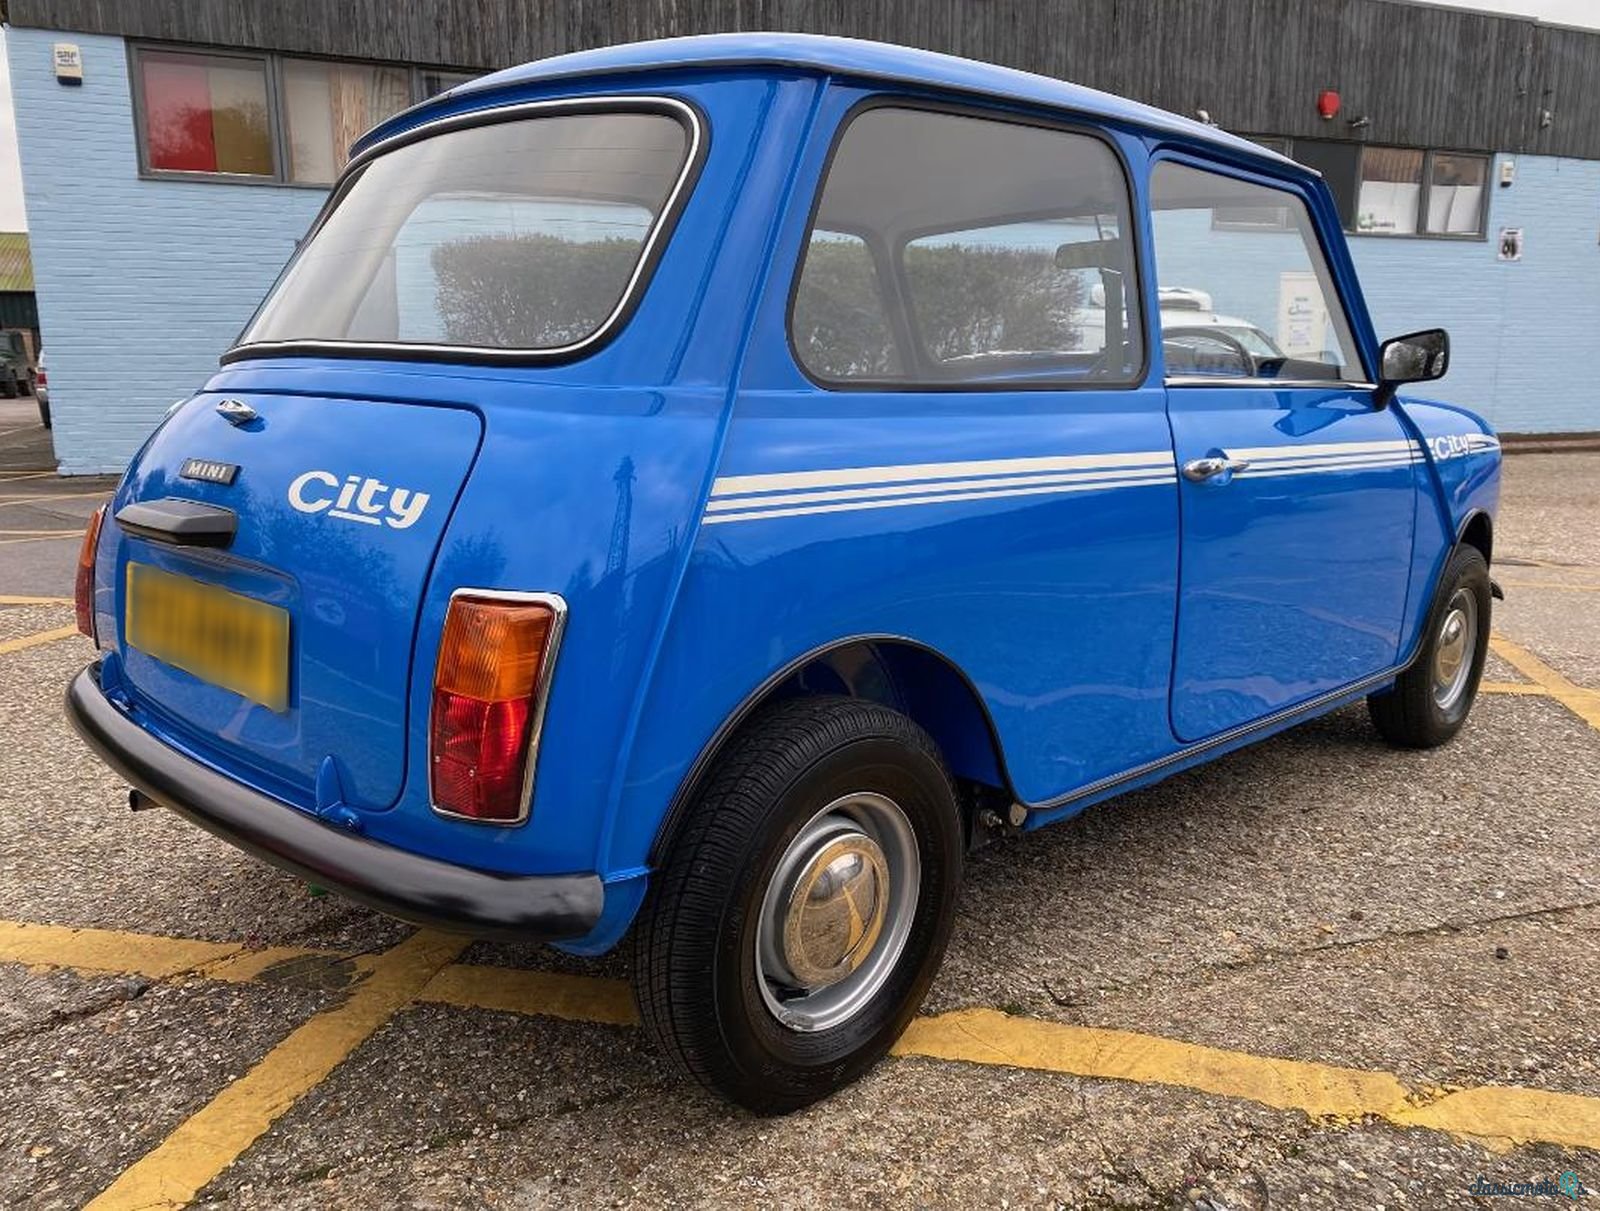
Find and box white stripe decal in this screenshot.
[703,473,1174,525]
[1242,457,1421,480]
[707,464,1177,513]
[710,450,1172,498]
[1229,439,1416,461]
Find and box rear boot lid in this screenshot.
[109,389,482,810]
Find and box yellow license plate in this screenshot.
[125,562,290,712]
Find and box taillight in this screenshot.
[429,593,565,823]
[75,506,105,641]
[34,367,46,387]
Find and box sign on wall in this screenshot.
[1275,271,1329,360]
[1497,228,1524,262]
[52,42,83,84]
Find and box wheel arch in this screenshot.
[648,634,1014,864]
[1457,508,1493,566]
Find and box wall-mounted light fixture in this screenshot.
[1317,90,1341,120]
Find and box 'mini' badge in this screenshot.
[178,457,240,486]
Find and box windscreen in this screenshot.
[238,108,693,353]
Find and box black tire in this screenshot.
[633,695,963,1114]
[1368,545,1491,748]
[37,397,51,429]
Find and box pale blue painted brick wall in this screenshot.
[1350,155,1600,434]
[6,28,325,474]
[7,26,1600,472]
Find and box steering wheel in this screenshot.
[1162,326,1256,377]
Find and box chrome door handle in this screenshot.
[1182,456,1251,482]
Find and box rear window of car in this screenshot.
[236,104,697,357]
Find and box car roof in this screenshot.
[360,33,1299,173]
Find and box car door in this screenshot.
[1149,158,1417,742]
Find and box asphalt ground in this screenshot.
[1,396,1597,1208]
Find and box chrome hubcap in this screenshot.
[756,792,919,1033]
[1432,589,1478,710]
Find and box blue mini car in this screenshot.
[68,34,1500,1112]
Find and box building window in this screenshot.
[1230,135,1489,240]
[132,45,478,186]
[420,69,477,98]
[282,59,412,184]
[1356,146,1425,235]
[137,49,273,177]
[1426,152,1489,235]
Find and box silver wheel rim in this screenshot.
[755,791,920,1033]
[1432,588,1478,711]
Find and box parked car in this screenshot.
[33,350,49,428]
[0,330,30,400]
[67,34,1500,1113]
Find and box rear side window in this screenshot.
[237,106,696,356]
[791,106,1143,387]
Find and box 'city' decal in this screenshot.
[1426,433,1501,461]
[287,470,430,529]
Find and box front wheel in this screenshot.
[633,695,963,1114]
[1368,545,1491,748]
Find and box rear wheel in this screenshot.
[1368,545,1490,747]
[633,695,963,1113]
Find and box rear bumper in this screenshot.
[65,664,604,943]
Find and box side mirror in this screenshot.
[1374,328,1449,408]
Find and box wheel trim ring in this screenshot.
[1432,588,1478,711]
[754,791,921,1034]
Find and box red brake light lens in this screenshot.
[75,506,105,641]
[429,596,560,823]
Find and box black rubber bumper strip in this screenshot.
[115,497,238,548]
[65,665,603,942]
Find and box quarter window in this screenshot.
[792,106,1143,387]
[137,50,273,177]
[1149,161,1363,382]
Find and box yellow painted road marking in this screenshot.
[0,533,81,546]
[1489,635,1600,732]
[0,920,344,984]
[0,594,73,605]
[85,930,467,1211]
[0,624,80,655]
[894,1008,1600,1152]
[895,1007,1407,1119]
[0,470,58,482]
[1478,681,1546,696]
[0,528,79,536]
[0,490,110,507]
[420,962,639,1026]
[4,918,1599,1164]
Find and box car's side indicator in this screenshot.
[429,592,567,824]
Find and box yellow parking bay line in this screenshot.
[0,594,73,605]
[0,920,346,984]
[892,1008,1600,1151]
[5,918,1598,1176]
[1478,681,1544,696]
[1489,635,1600,732]
[1496,578,1600,591]
[420,961,639,1026]
[0,624,81,655]
[894,1008,1407,1119]
[85,930,467,1211]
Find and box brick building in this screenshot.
[4,0,1599,472]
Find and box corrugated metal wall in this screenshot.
[11,0,1600,158]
